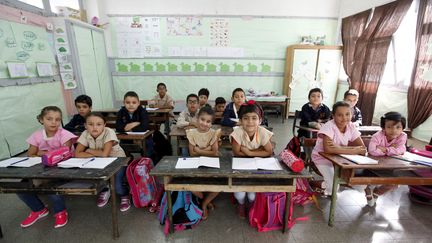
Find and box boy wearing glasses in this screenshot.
[177,94,199,129]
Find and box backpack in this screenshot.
[293,178,321,210]
[158,191,203,235]
[151,130,172,164]
[408,169,432,205]
[285,136,301,158]
[126,157,163,212]
[249,193,286,232]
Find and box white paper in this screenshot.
[232,157,283,170]
[175,157,220,169]
[146,107,159,111]
[0,157,41,167]
[394,152,432,164]
[255,157,283,170]
[36,63,54,77]
[340,154,379,165]
[7,62,28,78]
[58,158,117,169]
[232,157,256,170]
[126,130,150,135]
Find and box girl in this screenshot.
[75,113,130,212]
[19,106,77,229]
[221,88,246,127]
[186,106,221,219]
[230,100,273,218]
[311,101,366,196]
[365,112,407,206]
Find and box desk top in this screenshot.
[169,125,233,137]
[95,107,172,114]
[246,95,288,102]
[151,155,312,179]
[116,130,154,140]
[0,157,129,180]
[319,153,429,170]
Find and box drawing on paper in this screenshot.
[166,17,203,36]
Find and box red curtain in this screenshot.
[408,0,432,130]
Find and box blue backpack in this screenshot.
[158,191,203,235]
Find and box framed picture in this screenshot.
[6,62,28,78]
[36,62,54,77]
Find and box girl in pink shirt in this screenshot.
[311,101,366,196]
[366,112,407,206]
[19,106,76,229]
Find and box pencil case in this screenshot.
[279,149,304,172]
[42,147,73,166]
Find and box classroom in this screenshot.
[0,0,431,242]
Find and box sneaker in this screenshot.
[120,196,131,212]
[237,204,246,218]
[54,210,68,228]
[20,208,49,228]
[97,189,111,207]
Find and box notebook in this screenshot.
[146,107,159,111]
[232,157,283,170]
[340,154,379,165]
[392,152,432,167]
[0,157,41,167]
[126,130,150,135]
[175,157,220,169]
[57,158,117,169]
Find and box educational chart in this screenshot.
[166,17,203,36]
[210,18,229,47]
[114,16,161,57]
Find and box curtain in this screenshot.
[341,9,371,83]
[408,0,432,130]
[349,0,413,125]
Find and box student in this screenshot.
[311,101,366,196]
[214,96,226,117]
[64,94,92,133]
[365,112,407,206]
[299,88,331,138]
[116,91,149,132]
[150,83,175,134]
[18,106,77,228]
[221,88,246,127]
[75,112,130,211]
[230,100,273,217]
[198,88,211,108]
[344,89,362,127]
[177,94,199,129]
[186,106,221,219]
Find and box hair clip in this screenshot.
[247,100,255,105]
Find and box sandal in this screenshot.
[208,202,216,210]
[365,187,375,207]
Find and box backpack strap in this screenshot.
[287,192,308,229]
[183,191,202,225]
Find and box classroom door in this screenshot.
[72,25,113,110]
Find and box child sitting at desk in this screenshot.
[343,89,362,127]
[75,112,130,211]
[230,100,273,218]
[299,88,331,138]
[186,106,221,219]
[19,106,77,229]
[150,82,175,134]
[221,88,246,127]
[64,94,92,133]
[177,94,200,129]
[365,112,407,206]
[311,101,366,196]
[214,97,226,117]
[198,88,211,108]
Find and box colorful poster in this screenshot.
[210,18,229,47]
[166,17,203,36]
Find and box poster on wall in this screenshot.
[166,17,203,36]
[7,62,28,78]
[36,62,54,77]
[115,17,161,57]
[210,18,229,47]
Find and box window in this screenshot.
[17,0,44,9]
[49,0,80,13]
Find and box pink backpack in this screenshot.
[409,169,432,205]
[126,157,164,212]
[292,178,321,209]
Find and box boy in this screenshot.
[64,94,92,133]
[299,88,331,138]
[214,96,226,119]
[344,89,362,127]
[177,94,199,129]
[150,83,175,134]
[116,91,149,132]
[198,88,211,108]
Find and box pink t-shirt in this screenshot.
[312,120,361,166]
[368,130,407,156]
[26,128,77,152]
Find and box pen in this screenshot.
[252,171,272,174]
[82,158,95,167]
[8,158,29,167]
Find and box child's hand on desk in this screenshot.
[125,122,140,131]
[378,146,388,153]
[240,146,251,156]
[354,146,367,155]
[37,150,48,156]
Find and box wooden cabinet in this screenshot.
[283,45,342,115]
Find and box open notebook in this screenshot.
[175,157,220,169]
[57,158,117,169]
[125,130,150,135]
[232,157,283,170]
[0,157,41,168]
[340,154,379,165]
[392,152,432,167]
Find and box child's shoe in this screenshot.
[237,204,246,218]
[20,208,49,228]
[54,210,68,228]
[97,189,111,207]
[120,196,131,212]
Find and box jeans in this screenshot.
[181,147,189,157]
[17,193,65,213]
[115,166,128,196]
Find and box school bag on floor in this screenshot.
[249,192,287,232]
[408,169,432,205]
[126,157,163,212]
[158,191,203,235]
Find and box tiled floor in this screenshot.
[0,116,430,243]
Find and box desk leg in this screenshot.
[142,139,147,157]
[328,165,340,227]
[166,190,174,233]
[0,223,3,238]
[110,175,119,239]
[281,104,285,123]
[283,192,292,233]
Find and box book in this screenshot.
[0,157,41,167]
[340,154,379,165]
[175,157,220,169]
[392,152,432,167]
[126,130,150,135]
[57,157,117,169]
[146,107,159,111]
[232,157,283,170]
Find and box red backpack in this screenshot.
[126,157,164,212]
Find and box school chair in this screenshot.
[292,110,301,137]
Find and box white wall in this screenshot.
[338,0,396,18]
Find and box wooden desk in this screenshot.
[116,130,154,156]
[150,155,313,234]
[0,157,129,239]
[296,125,411,138]
[246,96,289,123]
[319,153,432,227]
